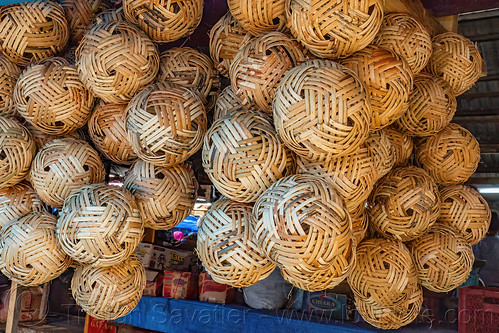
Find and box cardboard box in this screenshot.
[162,271,198,300]
[143,270,163,297]
[199,272,233,304]
[135,243,193,271]
[0,286,45,322]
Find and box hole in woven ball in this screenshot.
[405,208,414,216]
[272,17,280,26]
[383,262,390,270]
[83,165,90,172]
[171,2,180,13]
[44,166,50,172]
[368,5,375,15]
[157,172,165,180]
[109,69,116,76]
[0,150,5,160]
[347,118,354,127]
[466,228,472,233]
[457,251,462,257]
[444,197,454,203]
[324,33,332,40]
[266,49,273,56]
[54,121,64,127]
[423,263,429,269]
[470,55,474,62]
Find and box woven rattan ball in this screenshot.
[0,117,36,190]
[274,59,372,160]
[287,0,384,59]
[214,86,246,120]
[228,0,286,35]
[94,7,125,24]
[253,174,354,277]
[415,123,480,185]
[197,197,276,288]
[126,82,207,167]
[396,74,457,137]
[60,0,102,43]
[438,185,491,245]
[349,238,418,307]
[71,254,145,320]
[350,205,368,245]
[428,32,482,96]
[368,166,440,242]
[0,55,21,118]
[123,0,203,43]
[355,286,423,330]
[89,101,137,165]
[14,57,94,136]
[24,122,84,151]
[76,21,159,104]
[58,183,144,267]
[365,130,396,181]
[409,223,474,292]
[209,12,252,77]
[230,31,306,114]
[202,111,294,203]
[30,138,105,208]
[373,13,432,75]
[342,45,413,130]
[157,47,221,110]
[384,126,414,167]
[123,160,198,230]
[0,181,46,227]
[0,1,69,66]
[0,212,72,286]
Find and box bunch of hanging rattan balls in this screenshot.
[0,0,487,328]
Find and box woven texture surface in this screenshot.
[409,223,474,292]
[24,122,84,151]
[350,206,368,245]
[0,116,35,190]
[89,101,138,165]
[384,126,414,167]
[0,54,21,117]
[123,0,203,43]
[58,183,144,267]
[202,111,294,203]
[230,31,306,114]
[197,197,275,288]
[214,86,245,120]
[368,166,440,242]
[273,59,372,160]
[415,123,480,185]
[342,45,413,130]
[374,13,432,75]
[209,12,252,77]
[0,0,69,66]
[365,130,396,181]
[287,0,384,59]
[14,57,94,135]
[438,185,491,245]
[0,181,46,227]
[0,212,71,286]
[396,73,457,137]
[95,7,125,24]
[30,138,105,208]
[123,160,198,230]
[280,263,354,292]
[228,0,286,35]
[71,254,145,320]
[60,0,102,43]
[76,21,159,104]
[126,82,207,167]
[157,47,221,110]
[428,32,483,96]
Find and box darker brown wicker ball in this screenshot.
[0,181,47,227]
[213,86,246,120]
[60,0,102,43]
[0,54,21,118]
[384,126,414,167]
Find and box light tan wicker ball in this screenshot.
[209,12,252,77]
[0,181,46,227]
[348,238,418,307]
[415,123,480,185]
[71,254,145,320]
[342,45,413,130]
[24,122,84,151]
[14,57,94,136]
[0,55,21,118]
[60,0,102,43]
[355,286,423,330]
[157,47,221,110]
[350,205,368,245]
[409,223,474,292]
[58,183,144,267]
[0,116,36,190]
[365,130,396,181]
[126,82,207,167]
[273,59,372,160]
[228,0,286,35]
[94,7,125,25]
[30,138,105,208]
[428,32,482,96]
[253,175,354,278]
[76,21,159,104]
[214,86,246,120]
[438,185,491,245]
[0,212,72,286]
[368,166,440,242]
[384,126,414,167]
[0,1,69,66]
[123,0,203,43]
[396,74,457,137]
[88,101,137,165]
[123,160,198,230]
[202,111,294,203]
[287,0,384,59]
[197,197,276,288]
[230,31,306,114]
[373,13,432,75]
